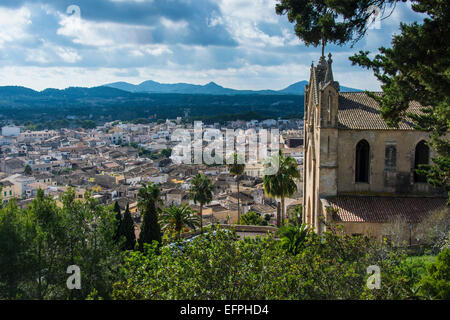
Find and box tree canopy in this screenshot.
[189,174,214,232]
[264,150,301,226]
[137,183,162,251]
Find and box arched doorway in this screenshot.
[414,140,429,183]
[355,140,370,183]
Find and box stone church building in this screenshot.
[302,54,447,241]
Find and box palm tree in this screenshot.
[263,150,300,227]
[278,224,310,255]
[159,204,200,240]
[189,173,214,233]
[137,183,162,251]
[227,153,245,224]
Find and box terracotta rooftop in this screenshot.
[327,196,447,223]
[337,92,424,130]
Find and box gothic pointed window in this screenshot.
[414,140,429,183]
[355,140,370,183]
[328,95,332,122]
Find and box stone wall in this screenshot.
[336,129,441,195]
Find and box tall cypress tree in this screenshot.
[113,201,122,243]
[120,203,136,251]
[137,184,162,252]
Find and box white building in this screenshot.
[2,126,21,137]
[3,174,36,199]
[18,130,57,143]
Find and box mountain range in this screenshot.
[104,80,362,95]
[0,80,360,124]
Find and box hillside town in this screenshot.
[0,0,448,304]
[0,119,304,237]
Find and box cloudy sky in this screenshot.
[0,0,425,91]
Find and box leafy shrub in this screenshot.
[420,249,450,299]
[239,211,264,226]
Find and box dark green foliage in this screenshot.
[0,88,304,125]
[113,201,122,243]
[263,150,301,226]
[0,192,447,300]
[189,174,214,233]
[138,184,162,251]
[77,120,97,129]
[239,211,265,226]
[277,223,310,255]
[120,204,136,251]
[276,0,353,54]
[0,200,31,298]
[159,204,201,240]
[160,148,172,158]
[416,157,450,200]
[0,188,124,300]
[23,165,32,176]
[288,204,303,226]
[420,249,450,299]
[113,227,423,300]
[276,0,401,49]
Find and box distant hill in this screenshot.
[0,85,133,99]
[0,86,40,97]
[105,80,362,95]
[0,85,304,124]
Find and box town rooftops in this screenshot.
[2,158,25,169]
[327,196,447,223]
[337,92,424,130]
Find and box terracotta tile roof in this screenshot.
[327,196,447,223]
[338,92,424,130]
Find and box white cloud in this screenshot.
[24,41,82,64]
[57,15,115,47]
[217,0,298,48]
[57,13,154,47]
[56,47,82,63]
[219,0,278,24]
[0,0,398,92]
[130,44,173,57]
[160,17,189,30]
[0,7,32,48]
[25,49,51,64]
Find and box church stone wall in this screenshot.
[336,129,437,195]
